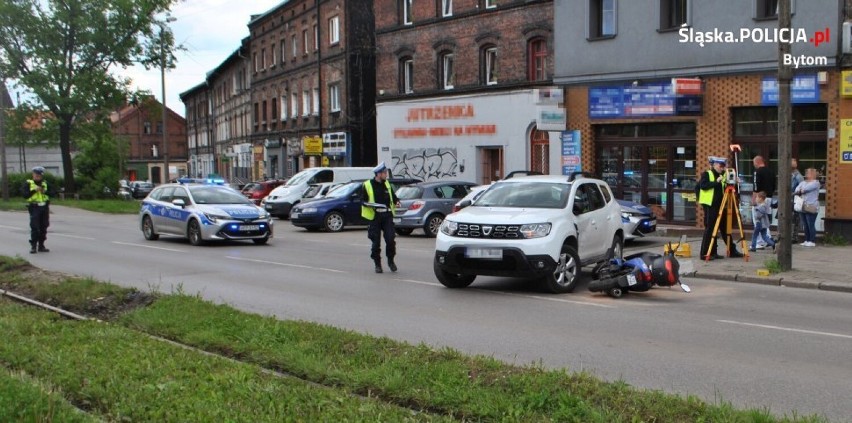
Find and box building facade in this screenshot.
[554,0,846,232]
[248,0,377,179]
[111,97,188,183]
[179,83,215,180]
[206,39,255,182]
[374,0,559,184]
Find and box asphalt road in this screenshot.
[1,206,850,422]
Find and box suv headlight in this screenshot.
[440,219,458,236]
[204,212,230,223]
[519,223,551,239]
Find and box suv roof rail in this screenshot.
[568,171,592,182]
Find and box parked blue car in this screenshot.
[289,181,369,232]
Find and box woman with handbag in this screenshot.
[794,168,821,247]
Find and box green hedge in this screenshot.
[0,173,64,198]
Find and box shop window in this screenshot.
[588,0,616,39]
[527,38,547,82]
[660,0,688,30]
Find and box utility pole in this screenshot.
[0,79,9,201]
[158,16,176,183]
[776,0,793,271]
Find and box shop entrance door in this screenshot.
[479,147,504,185]
[598,143,697,224]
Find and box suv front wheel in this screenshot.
[434,259,476,288]
[541,244,581,293]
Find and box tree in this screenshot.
[73,118,126,198]
[0,0,180,193]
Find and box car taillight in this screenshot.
[408,200,425,211]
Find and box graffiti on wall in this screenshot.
[391,148,458,181]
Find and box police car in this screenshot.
[139,182,273,245]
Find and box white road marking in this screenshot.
[51,233,96,241]
[111,241,186,253]
[717,320,852,340]
[0,224,21,230]
[225,256,345,273]
[394,278,442,287]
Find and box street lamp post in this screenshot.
[158,16,176,183]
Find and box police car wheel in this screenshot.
[188,219,204,246]
[142,216,159,241]
[252,237,269,245]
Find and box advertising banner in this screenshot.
[561,130,582,175]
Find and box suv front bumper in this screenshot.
[434,247,557,278]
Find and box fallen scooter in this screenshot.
[588,246,691,298]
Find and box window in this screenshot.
[253,103,259,127]
[400,58,414,94]
[272,43,277,66]
[291,93,298,119]
[755,0,778,19]
[281,95,288,120]
[292,35,297,58]
[302,90,310,116]
[312,88,320,115]
[483,46,497,85]
[329,84,340,112]
[528,38,547,81]
[442,0,452,17]
[281,41,287,65]
[313,24,318,50]
[156,122,163,134]
[271,98,277,122]
[403,0,413,25]
[261,48,266,70]
[485,0,497,8]
[253,53,258,72]
[329,16,340,44]
[303,30,309,54]
[144,121,151,134]
[660,0,688,30]
[440,53,454,89]
[589,0,616,38]
[262,100,267,124]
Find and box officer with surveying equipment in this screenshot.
[699,156,745,260]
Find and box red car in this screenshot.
[241,180,286,205]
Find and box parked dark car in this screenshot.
[129,181,154,199]
[241,180,286,205]
[394,180,477,237]
[289,181,369,232]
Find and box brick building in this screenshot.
[205,39,255,181]
[111,96,187,183]
[554,0,848,235]
[248,0,377,179]
[374,0,559,184]
[179,82,215,180]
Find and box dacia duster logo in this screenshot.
[483,226,493,236]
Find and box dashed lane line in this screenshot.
[225,256,346,273]
[111,241,187,253]
[717,320,852,340]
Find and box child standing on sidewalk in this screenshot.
[750,191,776,252]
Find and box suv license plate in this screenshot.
[240,225,260,231]
[466,248,502,259]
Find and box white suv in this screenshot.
[434,175,624,293]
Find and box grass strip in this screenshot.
[121,295,824,422]
[0,200,28,212]
[51,199,141,214]
[0,299,448,422]
[0,366,97,423]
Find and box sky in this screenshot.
[122,0,283,118]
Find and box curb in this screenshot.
[686,272,852,293]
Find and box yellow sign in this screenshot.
[321,156,329,166]
[302,136,323,155]
[842,71,852,97]
[840,119,852,164]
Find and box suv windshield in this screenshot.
[190,186,253,205]
[474,181,571,208]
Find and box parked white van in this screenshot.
[263,167,377,218]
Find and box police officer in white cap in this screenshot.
[23,166,54,254]
[360,162,400,273]
[698,156,743,260]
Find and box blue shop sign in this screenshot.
[589,82,701,118]
[761,74,820,105]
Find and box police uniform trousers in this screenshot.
[367,211,396,261]
[701,204,738,257]
[28,203,50,245]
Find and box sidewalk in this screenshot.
[656,225,852,294]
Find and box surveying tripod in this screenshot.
[704,184,749,262]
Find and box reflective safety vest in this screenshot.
[26,180,49,204]
[698,170,724,206]
[361,179,396,220]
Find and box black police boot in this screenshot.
[374,259,383,273]
[38,242,49,253]
[388,259,398,272]
[29,241,37,254]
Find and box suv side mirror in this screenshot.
[457,199,472,209]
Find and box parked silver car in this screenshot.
[394,180,477,237]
